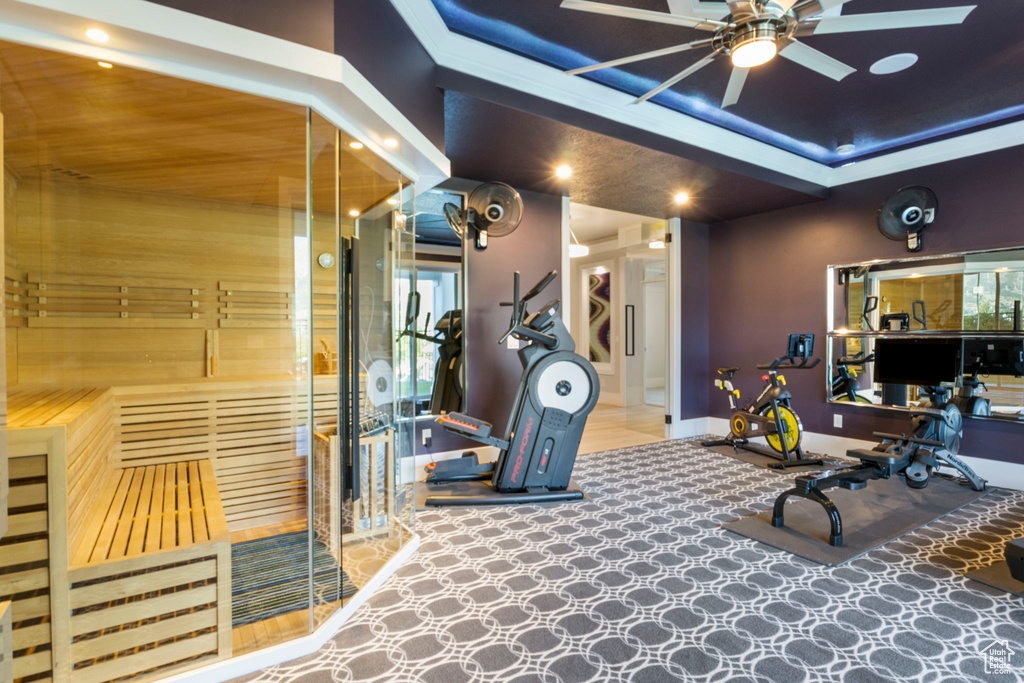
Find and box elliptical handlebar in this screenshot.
[497,270,560,348]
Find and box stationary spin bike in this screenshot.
[423,270,600,506]
[703,334,824,469]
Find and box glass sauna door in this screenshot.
[308,116,415,627]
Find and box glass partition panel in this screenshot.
[0,39,314,676]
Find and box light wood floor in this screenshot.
[579,403,667,454]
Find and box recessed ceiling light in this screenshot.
[836,143,856,155]
[649,241,665,250]
[383,138,398,148]
[387,198,398,206]
[97,61,113,69]
[674,192,689,205]
[349,210,360,217]
[870,53,918,75]
[85,28,109,42]
[348,141,364,150]
[555,165,572,179]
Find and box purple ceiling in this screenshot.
[430,0,1024,165]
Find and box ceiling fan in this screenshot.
[561,0,976,108]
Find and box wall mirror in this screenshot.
[397,188,466,418]
[827,247,1024,422]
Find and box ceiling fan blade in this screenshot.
[632,53,718,104]
[721,67,749,108]
[794,0,855,20]
[566,39,714,76]
[779,40,855,81]
[813,6,976,34]
[560,0,726,30]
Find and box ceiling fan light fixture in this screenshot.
[730,34,778,68]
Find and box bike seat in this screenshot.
[848,448,907,468]
[717,366,740,375]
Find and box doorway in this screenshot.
[566,203,671,450]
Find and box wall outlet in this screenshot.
[833,414,843,429]
[422,428,432,447]
[506,337,520,350]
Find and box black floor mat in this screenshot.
[967,560,1024,597]
[703,441,849,473]
[724,474,989,566]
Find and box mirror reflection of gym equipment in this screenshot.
[568,203,670,449]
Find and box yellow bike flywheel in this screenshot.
[764,406,802,454]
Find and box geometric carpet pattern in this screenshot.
[235,439,1024,682]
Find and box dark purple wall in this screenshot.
[334,2,445,151]
[414,187,564,457]
[680,222,711,421]
[149,0,335,51]
[708,145,1024,463]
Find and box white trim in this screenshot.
[162,533,421,683]
[391,0,1024,189]
[674,416,711,439]
[1,0,450,187]
[704,417,1024,491]
[561,196,572,327]
[666,218,683,440]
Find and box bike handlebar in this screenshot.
[837,352,875,367]
[756,356,821,371]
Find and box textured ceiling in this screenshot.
[430,0,1024,165]
[444,92,821,222]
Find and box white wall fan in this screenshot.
[561,0,976,108]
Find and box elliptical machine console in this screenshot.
[424,270,600,506]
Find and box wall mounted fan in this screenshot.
[560,0,976,109]
[878,185,937,252]
[443,181,524,250]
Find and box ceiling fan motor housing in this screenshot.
[717,18,787,57]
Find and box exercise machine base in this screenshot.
[702,438,832,471]
[416,477,588,509]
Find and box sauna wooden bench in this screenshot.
[5,387,232,683]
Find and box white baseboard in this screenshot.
[703,417,1024,491]
[672,416,711,439]
[163,532,421,683]
[412,447,499,482]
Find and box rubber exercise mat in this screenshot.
[704,442,849,472]
[231,531,357,626]
[967,560,1024,597]
[724,474,989,566]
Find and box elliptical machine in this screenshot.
[424,270,600,506]
[400,292,464,415]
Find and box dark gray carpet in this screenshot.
[236,438,1024,683]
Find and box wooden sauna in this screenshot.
[0,39,415,683]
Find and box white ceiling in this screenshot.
[569,202,659,243]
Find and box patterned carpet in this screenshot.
[232,532,357,627]
[235,438,1024,682]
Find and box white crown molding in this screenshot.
[391,0,832,189]
[0,0,450,188]
[393,0,1024,190]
